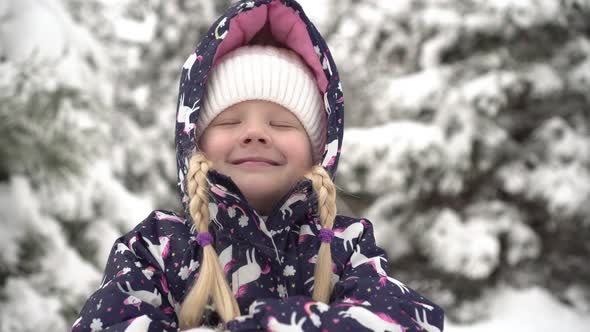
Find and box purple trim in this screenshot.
[319,228,334,243]
[196,232,214,247]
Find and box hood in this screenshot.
[174,0,344,210]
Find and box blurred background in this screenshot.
[1,0,590,331]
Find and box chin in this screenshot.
[239,183,287,204]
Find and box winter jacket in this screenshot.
[71,1,444,331]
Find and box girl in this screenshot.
[72,1,444,331]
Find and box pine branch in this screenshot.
[0,64,105,185]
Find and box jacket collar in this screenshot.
[202,170,319,261]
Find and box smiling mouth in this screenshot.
[231,158,281,166]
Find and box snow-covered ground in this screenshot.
[447,287,590,332]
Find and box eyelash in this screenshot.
[216,121,240,126]
[214,121,295,128]
[270,122,294,128]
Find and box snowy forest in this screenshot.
[1,0,590,331]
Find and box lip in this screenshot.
[230,157,281,166]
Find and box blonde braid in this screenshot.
[304,165,337,303]
[179,153,240,329]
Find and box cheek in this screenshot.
[284,134,314,168]
[200,131,232,160]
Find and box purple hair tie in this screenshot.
[196,232,214,247]
[319,228,334,243]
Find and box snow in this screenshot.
[524,64,563,97]
[366,193,413,260]
[0,0,112,103]
[370,67,452,120]
[297,0,331,29]
[0,176,101,330]
[446,286,590,332]
[0,279,68,331]
[372,0,413,17]
[568,58,590,93]
[113,12,157,43]
[423,209,500,279]
[527,163,590,219]
[339,121,445,195]
[0,177,34,267]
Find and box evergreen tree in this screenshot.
[326,0,590,322]
[2,0,589,330]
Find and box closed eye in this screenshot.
[270,122,296,128]
[214,120,240,126]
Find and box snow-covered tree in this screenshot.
[2,0,589,330]
[327,0,590,322]
[0,0,230,329]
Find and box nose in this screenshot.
[239,124,271,146]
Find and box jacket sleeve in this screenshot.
[71,214,182,332]
[226,219,444,332]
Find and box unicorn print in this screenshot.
[322,53,332,76]
[208,202,224,229]
[339,306,404,332]
[351,244,410,294]
[234,299,266,323]
[154,211,184,224]
[350,244,387,269]
[324,92,332,117]
[334,222,364,251]
[253,210,280,261]
[341,297,372,306]
[116,281,162,308]
[115,243,131,256]
[115,235,139,257]
[210,183,242,201]
[71,317,82,330]
[279,192,307,219]
[303,301,330,327]
[218,245,235,276]
[142,235,171,271]
[413,300,436,311]
[267,312,307,332]
[160,275,181,314]
[235,1,256,13]
[231,248,261,296]
[123,295,142,310]
[182,52,203,80]
[177,93,200,134]
[414,308,441,332]
[322,138,339,169]
[116,267,131,278]
[123,316,152,331]
[298,224,319,244]
[178,168,186,201]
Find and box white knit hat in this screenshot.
[199,45,325,161]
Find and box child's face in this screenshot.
[200,100,314,214]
